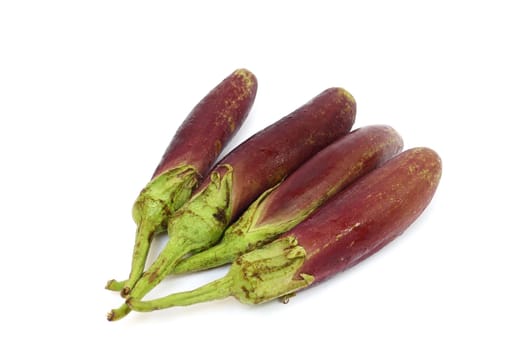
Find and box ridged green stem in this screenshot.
[172,239,245,274]
[105,279,125,291]
[129,276,233,311]
[107,238,195,321]
[106,212,162,293]
[118,216,160,295]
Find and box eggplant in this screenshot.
[107,69,258,293]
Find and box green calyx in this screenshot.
[221,180,322,254]
[172,182,316,275]
[229,236,314,305]
[166,164,234,251]
[126,236,313,314]
[108,165,235,320]
[106,165,200,294]
[171,183,279,274]
[132,165,200,225]
[128,165,233,300]
[221,183,279,238]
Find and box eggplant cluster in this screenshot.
[107,69,441,321]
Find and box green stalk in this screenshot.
[171,238,246,275]
[107,165,234,321]
[127,236,314,313]
[105,279,125,291]
[130,277,233,311]
[106,165,199,294]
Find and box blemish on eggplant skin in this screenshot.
[241,286,251,299]
[213,208,227,225]
[250,270,263,281]
[147,270,159,284]
[214,140,222,156]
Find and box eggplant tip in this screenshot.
[105,279,115,290]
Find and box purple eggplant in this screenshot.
[106,68,257,293]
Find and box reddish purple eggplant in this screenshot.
[107,87,357,320]
[126,147,441,312]
[106,68,257,293]
[171,125,404,275]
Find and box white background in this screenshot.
[1,1,523,348]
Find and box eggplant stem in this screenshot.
[120,218,159,297]
[105,217,158,295]
[109,230,226,320]
[105,279,125,291]
[107,303,131,322]
[173,239,240,274]
[107,238,195,321]
[128,276,233,312]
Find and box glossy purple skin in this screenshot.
[152,69,257,178]
[285,147,442,284]
[256,125,404,227]
[197,87,356,221]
